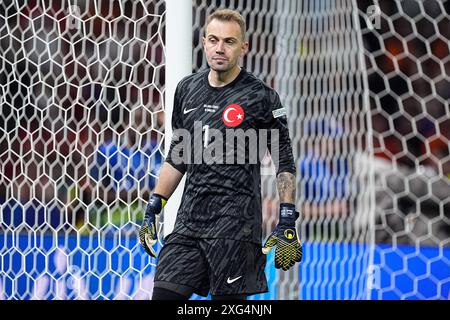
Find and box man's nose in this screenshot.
[216,41,225,54]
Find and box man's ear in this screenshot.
[241,41,249,57]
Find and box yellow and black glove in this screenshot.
[262,203,303,271]
[139,193,167,258]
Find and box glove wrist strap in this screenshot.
[279,203,298,222]
[153,193,168,208]
[147,193,168,215]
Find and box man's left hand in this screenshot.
[262,203,303,271]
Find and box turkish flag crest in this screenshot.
[222,104,244,127]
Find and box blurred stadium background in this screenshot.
[0,0,449,300]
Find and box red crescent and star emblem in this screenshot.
[222,104,244,127]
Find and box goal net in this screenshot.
[1,0,449,300]
[359,0,450,300]
[0,0,166,300]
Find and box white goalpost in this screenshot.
[163,0,192,237]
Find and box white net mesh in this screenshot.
[1,0,449,300]
[359,0,450,299]
[0,0,166,299]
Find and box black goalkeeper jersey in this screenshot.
[165,68,296,244]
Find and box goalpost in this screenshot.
[163,0,191,238]
[1,0,449,300]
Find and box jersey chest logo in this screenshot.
[222,104,244,127]
[183,106,198,114]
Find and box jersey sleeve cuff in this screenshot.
[165,159,186,175]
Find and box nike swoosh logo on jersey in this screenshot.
[183,107,198,114]
[226,276,242,284]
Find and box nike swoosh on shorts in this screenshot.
[226,276,242,284]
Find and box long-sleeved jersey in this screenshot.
[165,68,295,244]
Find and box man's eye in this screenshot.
[209,38,217,43]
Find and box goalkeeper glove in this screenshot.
[262,203,303,271]
[139,193,167,258]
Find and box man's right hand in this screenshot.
[139,194,167,258]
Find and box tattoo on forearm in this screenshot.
[277,172,296,204]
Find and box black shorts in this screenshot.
[154,232,268,297]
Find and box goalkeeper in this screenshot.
[140,9,302,300]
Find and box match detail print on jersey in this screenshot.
[222,104,244,127]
